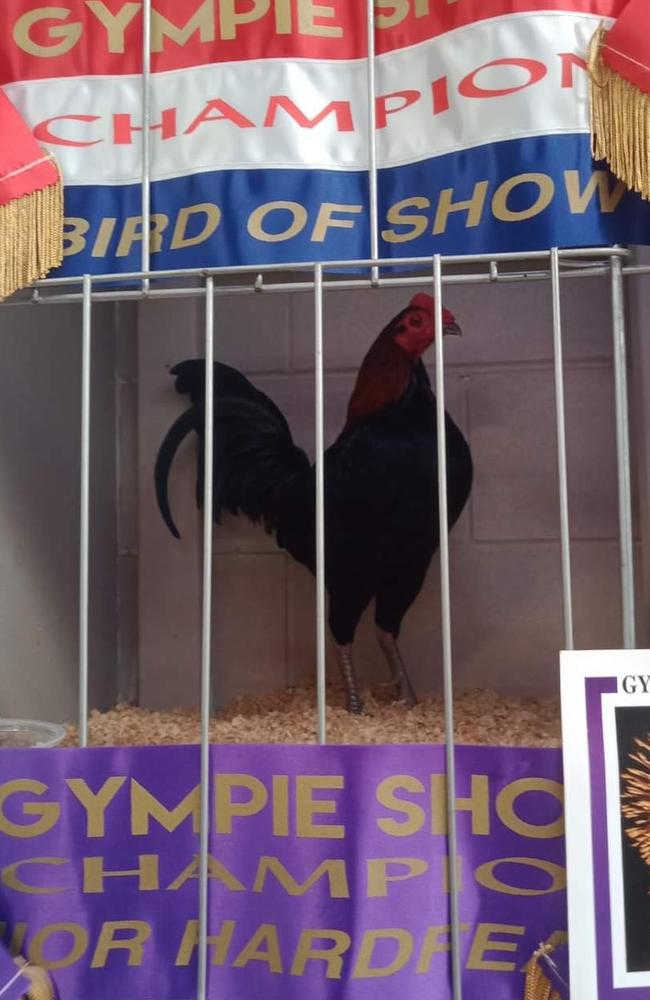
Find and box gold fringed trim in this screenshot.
[524,943,562,1000]
[0,156,64,301]
[588,23,650,201]
[13,957,55,1000]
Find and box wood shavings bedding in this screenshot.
[62,684,561,747]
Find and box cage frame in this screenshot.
[0,0,646,996]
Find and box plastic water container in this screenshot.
[0,719,66,748]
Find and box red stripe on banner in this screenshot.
[0,0,627,84]
[0,155,58,203]
[375,0,626,52]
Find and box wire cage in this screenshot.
[2,1,650,999]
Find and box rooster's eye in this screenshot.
[410,315,422,327]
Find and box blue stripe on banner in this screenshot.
[53,133,650,279]
[379,133,650,256]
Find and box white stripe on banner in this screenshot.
[4,11,603,187]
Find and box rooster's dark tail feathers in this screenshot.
[154,361,310,538]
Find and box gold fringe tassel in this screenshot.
[0,158,64,301]
[13,957,55,1000]
[524,943,562,1000]
[588,23,650,201]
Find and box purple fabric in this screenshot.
[585,676,642,1000]
[0,942,30,1000]
[0,743,566,1000]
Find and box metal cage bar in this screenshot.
[611,255,636,647]
[141,0,152,293]
[197,277,215,1000]
[366,0,379,283]
[12,246,628,293]
[78,274,92,747]
[550,248,574,650]
[314,264,328,744]
[7,264,624,308]
[434,255,463,1000]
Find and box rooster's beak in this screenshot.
[443,321,462,337]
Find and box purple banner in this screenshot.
[0,942,30,1000]
[586,676,619,1000]
[0,744,566,1000]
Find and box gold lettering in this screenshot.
[63,217,90,257]
[475,857,566,896]
[152,1,215,51]
[492,174,554,222]
[290,930,351,978]
[431,774,490,835]
[167,854,246,892]
[353,929,413,978]
[116,215,168,257]
[170,204,221,250]
[273,776,289,837]
[311,203,363,242]
[466,923,525,972]
[13,8,81,58]
[85,2,139,53]
[297,0,343,37]
[376,776,425,835]
[253,857,349,897]
[2,858,67,895]
[131,781,199,835]
[275,0,292,32]
[83,854,159,893]
[296,776,344,838]
[248,202,308,242]
[66,777,126,837]
[382,198,430,244]
[91,922,151,968]
[496,779,563,838]
[92,218,117,257]
[564,170,626,214]
[233,924,283,972]
[0,923,27,956]
[375,0,410,30]
[215,774,268,834]
[29,924,88,970]
[433,182,489,235]
[0,781,60,838]
[416,923,471,974]
[175,919,236,966]
[219,0,270,41]
[367,857,428,897]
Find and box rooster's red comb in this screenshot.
[408,293,434,313]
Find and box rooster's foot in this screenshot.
[376,629,418,707]
[335,644,363,714]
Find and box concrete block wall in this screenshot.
[0,302,120,722]
[138,271,639,709]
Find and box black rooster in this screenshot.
[154,293,473,713]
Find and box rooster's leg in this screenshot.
[376,629,418,707]
[335,644,363,714]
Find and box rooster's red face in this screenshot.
[393,293,461,358]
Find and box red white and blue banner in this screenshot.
[1,1,649,276]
